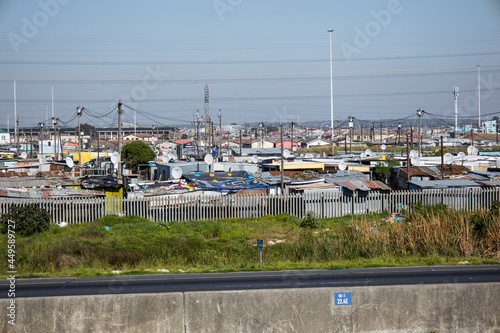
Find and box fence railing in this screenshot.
[1,188,500,224]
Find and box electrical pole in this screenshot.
[417,108,422,157]
[39,122,44,156]
[117,101,123,178]
[410,125,414,151]
[453,86,459,137]
[77,106,83,166]
[16,115,20,158]
[380,122,383,147]
[196,110,200,159]
[406,135,410,184]
[291,121,295,154]
[219,109,222,162]
[239,129,242,156]
[398,122,401,146]
[349,115,354,154]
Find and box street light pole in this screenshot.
[328,29,334,156]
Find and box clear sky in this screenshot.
[0,0,499,130]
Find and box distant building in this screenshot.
[0,129,10,145]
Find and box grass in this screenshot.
[1,206,499,278]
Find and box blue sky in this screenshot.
[0,0,499,129]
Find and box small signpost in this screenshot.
[334,292,352,306]
[257,239,263,268]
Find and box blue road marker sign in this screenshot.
[334,292,352,306]
[257,239,263,248]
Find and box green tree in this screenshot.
[374,159,400,184]
[78,123,97,137]
[121,141,155,170]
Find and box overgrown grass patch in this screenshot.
[1,209,499,278]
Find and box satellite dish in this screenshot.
[292,146,297,152]
[204,154,214,165]
[411,156,421,166]
[360,152,366,158]
[365,149,372,156]
[444,153,453,164]
[381,144,386,151]
[410,150,418,158]
[338,160,347,171]
[168,153,177,161]
[38,155,47,164]
[457,152,466,158]
[189,157,195,162]
[65,157,74,169]
[283,149,290,159]
[111,151,120,164]
[21,152,27,159]
[171,166,183,179]
[472,147,479,156]
[251,155,259,164]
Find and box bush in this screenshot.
[300,211,321,229]
[0,205,51,236]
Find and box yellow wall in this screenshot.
[72,151,110,164]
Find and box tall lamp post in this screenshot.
[328,29,334,156]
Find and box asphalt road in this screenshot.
[1,265,499,298]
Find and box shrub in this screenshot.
[0,205,51,236]
[300,211,321,229]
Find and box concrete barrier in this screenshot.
[2,283,500,332]
[1,293,184,333]
[186,283,500,333]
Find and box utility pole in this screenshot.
[410,125,414,151]
[52,116,57,160]
[195,110,200,158]
[77,106,83,166]
[398,122,401,146]
[30,128,33,159]
[417,108,423,157]
[349,115,354,154]
[117,101,123,178]
[39,122,44,156]
[16,115,20,158]
[406,135,410,184]
[219,109,222,162]
[453,86,459,137]
[239,129,242,156]
[290,121,295,154]
[371,121,374,144]
[380,122,383,147]
[441,136,444,180]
